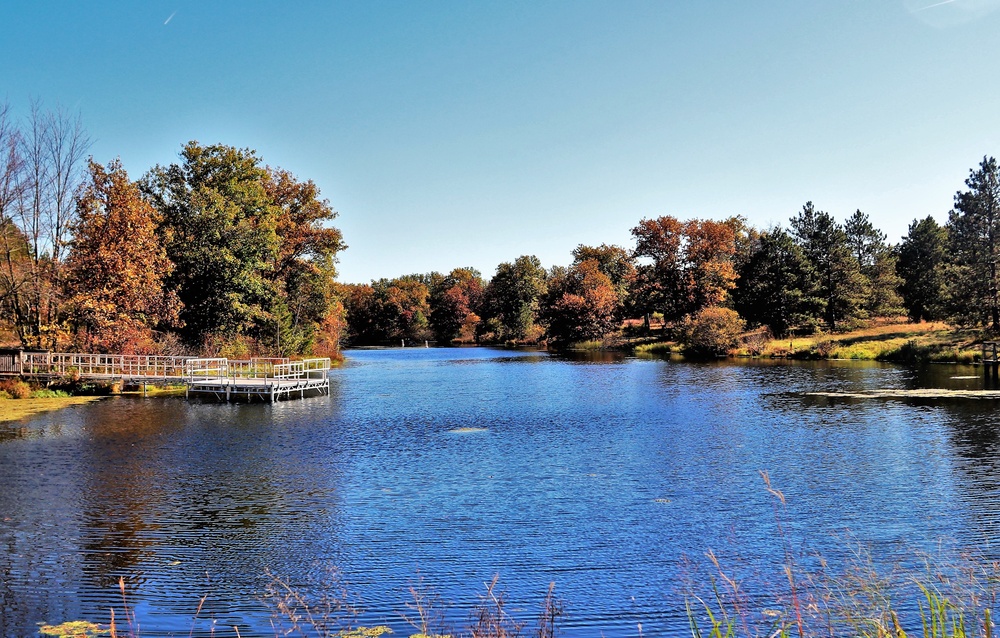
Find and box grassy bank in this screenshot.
[619,321,983,363]
[752,321,981,363]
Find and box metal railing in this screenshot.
[22,353,193,378]
[183,358,229,382]
[9,352,332,387]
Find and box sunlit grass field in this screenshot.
[756,321,981,363]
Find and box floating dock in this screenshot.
[183,357,330,401]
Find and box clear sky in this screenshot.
[4,1,1000,283]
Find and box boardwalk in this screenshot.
[0,350,331,402]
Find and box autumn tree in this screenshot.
[630,216,685,323]
[265,168,346,355]
[343,276,431,345]
[897,216,949,322]
[630,216,740,325]
[64,160,180,352]
[789,203,866,330]
[480,255,547,342]
[539,259,619,346]
[429,267,483,344]
[947,156,1000,330]
[571,244,635,301]
[312,292,348,358]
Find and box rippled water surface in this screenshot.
[3,349,1000,636]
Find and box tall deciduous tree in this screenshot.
[481,255,547,342]
[0,103,31,337]
[143,142,282,347]
[630,216,740,324]
[947,156,1000,330]
[65,160,180,353]
[897,216,949,322]
[540,259,619,346]
[2,102,91,347]
[265,168,346,355]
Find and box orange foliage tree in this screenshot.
[65,159,180,353]
[540,259,619,346]
[631,216,741,324]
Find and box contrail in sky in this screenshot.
[164,11,176,25]
[916,0,960,10]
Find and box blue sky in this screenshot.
[4,1,1000,283]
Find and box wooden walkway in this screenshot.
[0,351,330,402]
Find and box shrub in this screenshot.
[30,389,71,399]
[741,327,772,356]
[633,341,674,355]
[813,340,836,358]
[679,307,745,357]
[0,378,32,399]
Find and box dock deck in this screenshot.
[0,351,331,402]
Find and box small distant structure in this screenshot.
[982,341,1000,378]
[0,350,330,402]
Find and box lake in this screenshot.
[2,348,1000,636]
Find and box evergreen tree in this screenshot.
[845,209,903,317]
[947,156,1000,330]
[732,227,812,337]
[789,202,866,330]
[897,216,948,322]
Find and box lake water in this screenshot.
[2,348,1000,636]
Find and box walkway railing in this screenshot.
[0,350,332,402]
[7,352,331,384]
[22,353,192,378]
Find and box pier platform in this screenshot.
[0,350,331,402]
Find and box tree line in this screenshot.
[1,102,998,356]
[0,103,345,357]
[343,156,1000,352]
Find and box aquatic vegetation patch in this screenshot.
[0,396,102,423]
[338,627,394,637]
[633,341,675,355]
[38,621,109,637]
